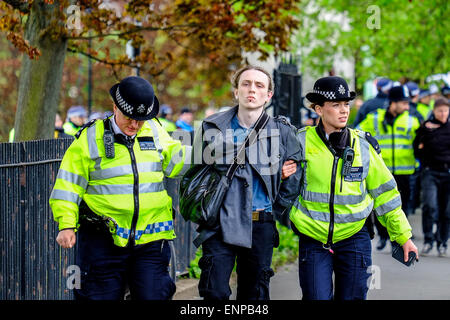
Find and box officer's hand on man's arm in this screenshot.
[402,239,419,262]
[56,229,76,249]
[281,160,297,180]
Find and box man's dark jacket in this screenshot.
[190,106,302,248]
[413,118,450,171]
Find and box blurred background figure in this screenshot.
[414,98,450,257]
[63,105,87,136]
[348,95,363,127]
[158,104,177,132]
[103,110,114,119]
[54,113,72,139]
[441,86,450,100]
[406,81,424,123]
[204,107,217,118]
[176,107,194,132]
[353,77,392,127]
[88,111,104,122]
[417,89,434,121]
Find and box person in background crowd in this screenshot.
[414,98,450,257]
[348,96,363,127]
[158,104,177,133]
[50,76,190,300]
[204,107,218,118]
[441,86,450,100]
[290,76,418,300]
[417,89,434,121]
[54,113,72,139]
[353,77,392,127]
[88,111,104,122]
[63,105,87,136]
[357,85,421,250]
[176,107,194,132]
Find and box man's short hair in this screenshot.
[231,65,274,92]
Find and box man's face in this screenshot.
[392,100,410,116]
[234,69,273,110]
[433,105,449,123]
[315,100,350,131]
[113,105,145,136]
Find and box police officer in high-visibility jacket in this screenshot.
[49,76,190,300]
[357,85,421,217]
[290,76,418,300]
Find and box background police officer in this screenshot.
[50,76,190,300]
[290,76,418,300]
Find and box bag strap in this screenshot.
[225,111,270,181]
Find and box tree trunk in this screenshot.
[13,1,67,141]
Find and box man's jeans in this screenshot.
[198,220,279,300]
[298,226,372,300]
[421,168,450,248]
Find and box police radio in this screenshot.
[342,147,354,176]
[103,130,115,159]
[342,138,356,176]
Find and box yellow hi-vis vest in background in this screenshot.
[49,118,191,247]
[356,109,420,175]
[290,126,412,246]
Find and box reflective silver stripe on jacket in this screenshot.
[86,181,165,195]
[376,134,412,141]
[386,165,415,172]
[56,169,88,189]
[86,123,102,170]
[89,162,163,180]
[368,178,397,198]
[379,144,413,150]
[50,189,82,205]
[373,195,401,217]
[302,190,368,205]
[294,200,374,223]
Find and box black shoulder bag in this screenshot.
[179,111,270,228]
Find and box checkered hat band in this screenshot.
[116,87,133,114]
[115,86,154,115]
[313,89,336,100]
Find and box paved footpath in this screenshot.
[270,211,450,300]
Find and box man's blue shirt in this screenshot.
[231,114,272,212]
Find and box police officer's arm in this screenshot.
[273,126,303,216]
[156,123,192,178]
[49,133,90,248]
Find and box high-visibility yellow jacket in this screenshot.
[356,109,420,175]
[50,118,190,247]
[63,121,82,136]
[290,126,412,246]
[158,118,177,132]
[416,101,434,121]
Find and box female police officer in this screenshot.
[289,76,419,300]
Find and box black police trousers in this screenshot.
[198,220,279,300]
[74,227,176,300]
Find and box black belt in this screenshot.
[252,211,273,222]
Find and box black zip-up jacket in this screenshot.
[413,118,450,171]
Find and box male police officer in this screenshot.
[50,76,190,300]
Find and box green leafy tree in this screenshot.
[0,0,300,141]
[293,0,449,91]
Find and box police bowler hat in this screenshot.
[388,85,410,102]
[109,76,160,121]
[306,76,356,104]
